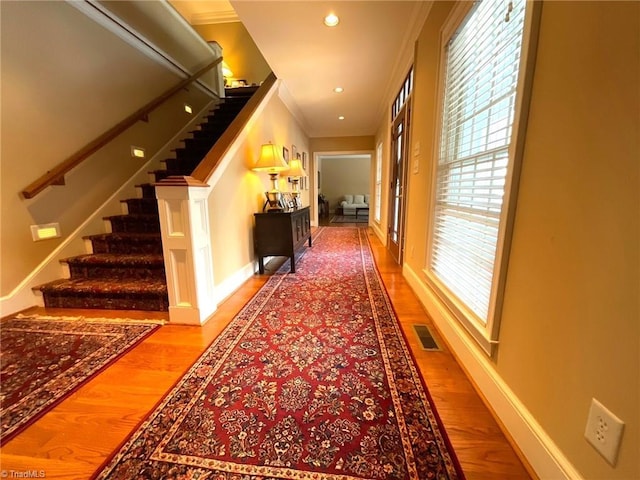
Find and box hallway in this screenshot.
[0,228,532,479]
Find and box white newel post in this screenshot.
[155,176,216,325]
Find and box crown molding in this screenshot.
[191,10,239,25]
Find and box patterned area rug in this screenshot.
[0,315,161,443]
[330,215,369,223]
[95,228,464,479]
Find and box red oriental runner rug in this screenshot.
[95,228,464,479]
[0,315,161,443]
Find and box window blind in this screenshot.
[430,0,525,323]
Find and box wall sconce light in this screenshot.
[252,142,289,211]
[30,223,61,241]
[131,146,145,159]
[285,158,307,208]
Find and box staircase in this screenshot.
[36,93,253,311]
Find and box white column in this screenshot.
[155,176,216,325]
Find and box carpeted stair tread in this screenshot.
[38,281,169,311]
[105,214,160,233]
[121,198,159,215]
[63,253,164,267]
[85,232,162,241]
[37,278,168,310]
[104,213,159,222]
[63,253,166,281]
[85,232,163,254]
[39,278,167,295]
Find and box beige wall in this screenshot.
[209,89,309,283]
[399,1,639,478]
[310,136,375,154]
[194,21,271,86]
[0,1,218,297]
[319,156,371,214]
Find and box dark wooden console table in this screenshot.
[254,207,311,273]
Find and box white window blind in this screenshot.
[430,0,526,324]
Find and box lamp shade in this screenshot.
[253,143,289,173]
[222,61,233,78]
[285,158,307,177]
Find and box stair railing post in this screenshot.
[155,176,216,325]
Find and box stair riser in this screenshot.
[153,170,174,182]
[182,137,216,149]
[197,124,227,135]
[68,265,166,281]
[163,158,202,172]
[174,150,207,163]
[90,239,163,255]
[190,130,222,141]
[122,199,158,215]
[108,217,160,234]
[136,184,156,198]
[42,293,168,311]
[204,115,240,125]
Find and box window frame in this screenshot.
[375,142,383,223]
[423,0,541,355]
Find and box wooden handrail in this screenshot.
[22,57,223,199]
[190,71,278,184]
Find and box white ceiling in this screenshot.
[169,1,429,138]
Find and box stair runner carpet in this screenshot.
[37,95,251,311]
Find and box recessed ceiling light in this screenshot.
[333,87,344,93]
[338,116,345,120]
[324,13,339,27]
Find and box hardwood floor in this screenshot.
[0,227,533,479]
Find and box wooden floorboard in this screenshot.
[0,227,533,479]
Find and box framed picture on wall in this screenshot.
[291,145,297,161]
[302,152,307,170]
[283,147,289,164]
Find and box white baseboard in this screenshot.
[402,263,583,480]
[213,261,257,307]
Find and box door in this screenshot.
[387,103,410,263]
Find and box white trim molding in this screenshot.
[213,261,256,306]
[403,263,583,480]
[402,265,583,480]
[156,179,216,326]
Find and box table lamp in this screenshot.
[253,142,289,211]
[285,158,307,208]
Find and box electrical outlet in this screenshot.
[584,398,625,466]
